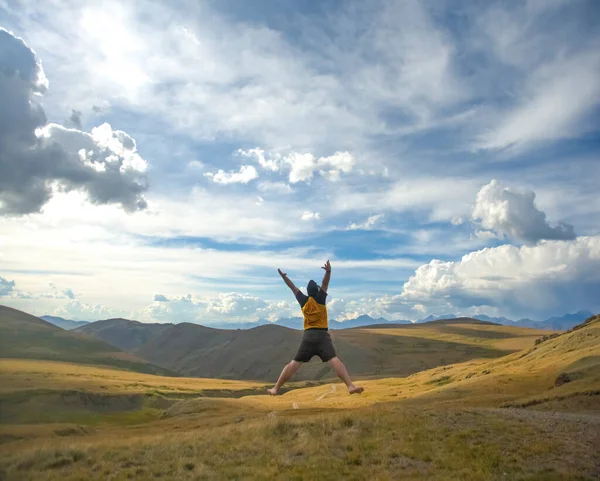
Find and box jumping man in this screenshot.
[267,260,364,395]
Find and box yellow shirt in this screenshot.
[302,296,328,330]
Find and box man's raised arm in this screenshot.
[278,268,299,296]
[321,260,331,293]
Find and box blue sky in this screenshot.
[0,0,599,324]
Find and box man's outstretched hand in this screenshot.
[321,260,331,272]
[278,268,287,277]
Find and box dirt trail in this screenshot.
[316,384,336,401]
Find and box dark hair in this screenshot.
[307,279,319,297]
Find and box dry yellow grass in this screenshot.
[0,359,265,395]
[0,318,598,480]
[1,403,598,480]
[359,322,556,351]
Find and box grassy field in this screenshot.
[0,316,598,480]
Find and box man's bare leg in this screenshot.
[329,357,364,394]
[267,360,302,395]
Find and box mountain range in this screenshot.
[42,310,595,332]
[40,315,90,330]
[188,310,594,331]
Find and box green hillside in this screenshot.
[0,305,175,376]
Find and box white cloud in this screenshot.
[472,4,600,152]
[237,148,281,172]
[257,181,293,195]
[205,165,258,185]
[318,151,356,182]
[6,0,467,153]
[205,293,267,316]
[474,230,500,241]
[153,293,169,302]
[55,299,125,321]
[301,211,320,221]
[472,180,576,243]
[256,300,294,322]
[401,236,600,318]
[63,288,75,299]
[328,294,415,322]
[186,160,204,171]
[412,303,427,313]
[0,276,16,296]
[248,149,356,184]
[476,52,600,151]
[145,294,199,323]
[331,177,480,223]
[287,152,317,184]
[145,292,292,323]
[0,28,149,215]
[347,214,383,231]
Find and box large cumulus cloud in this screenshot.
[473,180,576,243]
[401,236,600,318]
[0,28,148,216]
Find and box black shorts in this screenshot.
[293,329,337,363]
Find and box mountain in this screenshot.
[204,319,270,330]
[473,311,595,330]
[74,318,174,352]
[471,314,514,325]
[330,315,411,329]
[416,314,457,323]
[135,317,542,382]
[40,315,89,330]
[0,305,174,376]
[273,317,304,329]
[207,315,413,330]
[542,310,594,330]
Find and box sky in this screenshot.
[1,0,599,324]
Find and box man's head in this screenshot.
[307,279,320,298]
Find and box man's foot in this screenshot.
[267,387,278,396]
[349,385,364,395]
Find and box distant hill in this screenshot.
[0,305,175,376]
[74,318,173,352]
[135,317,549,382]
[541,310,595,330]
[40,315,89,330]
[473,310,594,331]
[270,315,411,330]
[331,314,412,329]
[416,313,457,323]
[207,314,413,330]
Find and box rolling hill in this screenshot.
[0,305,174,376]
[74,318,173,352]
[134,317,553,381]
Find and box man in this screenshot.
[267,260,364,395]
